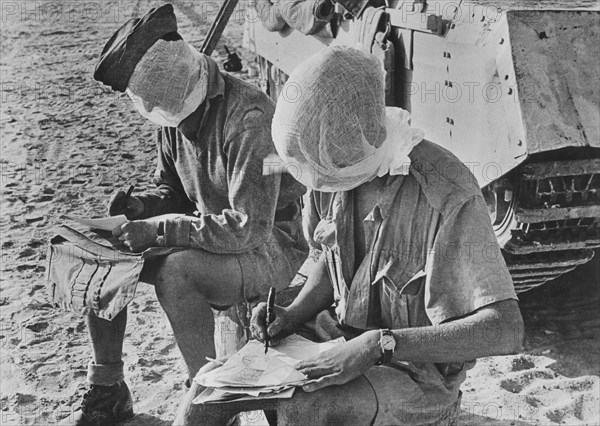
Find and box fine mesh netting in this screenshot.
[126,39,208,127]
[270,46,424,192]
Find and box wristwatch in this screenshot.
[379,329,395,364]
[155,221,165,247]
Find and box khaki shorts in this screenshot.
[235,219,308,304]
[139,214,308,311]
[363,366,461,426]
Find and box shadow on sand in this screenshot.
[122,413,171,426]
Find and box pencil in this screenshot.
[265,287,276,354]
[205,357,224,366]
[119,185,135,214]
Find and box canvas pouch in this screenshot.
[46,225,179,321]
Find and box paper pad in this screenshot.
[193,334,345,404]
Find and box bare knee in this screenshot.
[152,250,245,306]
[152,256,195,306]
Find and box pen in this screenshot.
[119,185,135,214]
[265,287,276,354]
[205,357,224,366]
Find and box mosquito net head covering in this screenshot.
[126,39,208,127]
[270,46,424,192]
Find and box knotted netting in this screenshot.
[126,39,208,127]
[270,46,424,191]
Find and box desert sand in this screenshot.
[1,1,598,425]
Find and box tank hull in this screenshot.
[243,1,600,291]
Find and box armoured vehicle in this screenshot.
[242,0,600,292]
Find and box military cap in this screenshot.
[94,3,180,92]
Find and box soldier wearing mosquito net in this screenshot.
[60,4,308,425]
[177,46,524,426]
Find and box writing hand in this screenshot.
[108,190,144,219]
[250,302,297,347]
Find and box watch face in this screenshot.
[381,335,395,351]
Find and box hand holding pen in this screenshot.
[265,287,276,354]
[250,289,296,349]
[108,185,144,219]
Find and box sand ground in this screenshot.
[1,1,598,425]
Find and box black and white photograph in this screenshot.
[1,0,598,425]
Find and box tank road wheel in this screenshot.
[482,176,519,250]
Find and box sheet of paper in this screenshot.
[67,215,127,231]
[270,333,345,362]
[197,351,305,388]
[216,384,299,397]
[193,386,295,405]
[195,334,345,389]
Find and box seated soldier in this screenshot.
[176,46,524,425]
[61,4,308,425]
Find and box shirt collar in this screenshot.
[363,175,405,222]
[204,56,225,101]
[177,57,225,139]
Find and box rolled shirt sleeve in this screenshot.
[425,194,518,325]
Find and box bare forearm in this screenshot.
[389,300,524,363]
[286,257,334,326]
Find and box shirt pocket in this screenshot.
[374,257,428,329]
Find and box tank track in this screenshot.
[504,156,600,293]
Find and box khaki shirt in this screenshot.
[306,140,517,405]
[137,57,306,253]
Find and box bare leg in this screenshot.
[153,250,246,379]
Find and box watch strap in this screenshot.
[380,328,394,364]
